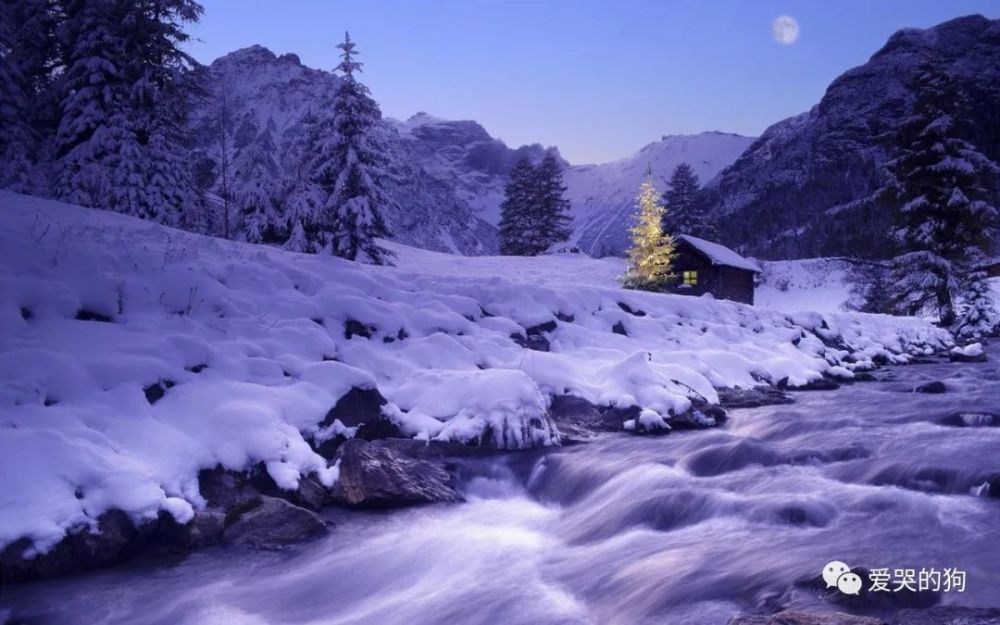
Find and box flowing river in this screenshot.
[3,347,999,625]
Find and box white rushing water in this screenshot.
[3,348,999,625]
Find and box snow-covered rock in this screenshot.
[0,191,953,555]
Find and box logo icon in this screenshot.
[823,560,863,595]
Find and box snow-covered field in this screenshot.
[0,191,952,555]
[755,258,854,313]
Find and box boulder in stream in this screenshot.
[222,496,328,549]
[728,611,882,625]
[331,439,463,508]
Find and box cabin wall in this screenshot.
[669,244,756,304]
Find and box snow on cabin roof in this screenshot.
[677,234,762,273]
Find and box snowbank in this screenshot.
[0,192,953,552]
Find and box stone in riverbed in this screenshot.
[0,509,138,582]
[222,496,328,549]
[892,606,1000,624]
[914,381,946,394]
[727,611,882,625]
[718,386,794,408]
[331,439,463,508]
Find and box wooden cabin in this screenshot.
[670,235,761,304]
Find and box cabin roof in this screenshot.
[677,234,762,273]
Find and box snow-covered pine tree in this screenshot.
[121,0,204,226]
[233,125,281,243]
[53,0,130,209]
[498,158,536,255]
[533,152,572,252]
[881,66,999,326]
[621,180,676,291]
[953,251,1000,339]
[279,109,325,252]
[312,32,393,264]
[54,0,203,223]
[0,0,56,194]
[662,162,715,239]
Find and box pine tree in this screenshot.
[953,252,1000,339]
[313,32,393,264]
[232,123,280,242]
[881,66,999,326]
[533,152,572,251]
[498,158,536,255]
[621,180,676,291]
[53,0,203,223]
[662,162,715,239]
[0,0,56,194]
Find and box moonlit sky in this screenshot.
[186,1,1000,165]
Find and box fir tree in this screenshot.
[53,0,203,223]
[313,32,393,264]
[881,66,999,326]
[498,158,536,255]
[621,180,676,291]
[662,162,715,239]
[232,123,280,242]
[0,0,56,194]
[533,152,572,251]
[953,252,1000,339]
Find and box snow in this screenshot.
[0,191,954,554]
[677,234,762,273]
[951,342,983,357]
[755,258,854,313]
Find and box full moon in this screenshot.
[772,15,800,45]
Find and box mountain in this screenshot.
[390,113,555,226]
[193,46,754,259]
[189,46,498,255]
[394,113,753,256]
[706,14,1000,260]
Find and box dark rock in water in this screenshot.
[548,395,618,442]
[778,376,840,391]
[798,566,939,613]
[949,346,987,363]
[727,611,882,625]
[915,381,946,394]
[718,386,794,408]
[198,466,261,510]
[671,403,727,430]
[141,509,225,554]
[0,509,138,582]
[938,412,998,428]
[250,470,330,511]
[332,439,463,508]
[222,496,328,549]
[851,372,877,382]
[315,386,402,457]
[892,606,1000,624]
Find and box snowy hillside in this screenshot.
[756,258,854,313]
[0,191,953,554]
[563,132,755,256]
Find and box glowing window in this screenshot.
[683,271,698,286]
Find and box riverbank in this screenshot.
[3,344,998,624]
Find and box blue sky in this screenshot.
[186,1,999,164]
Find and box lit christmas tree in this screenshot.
[621,179,676,291]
